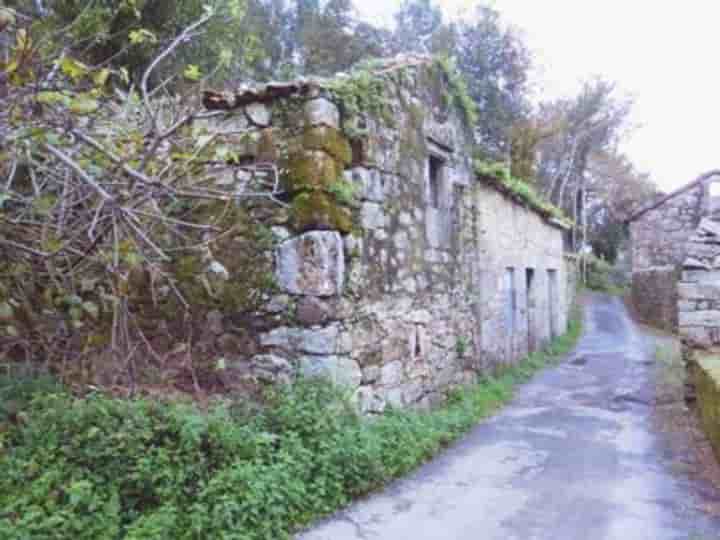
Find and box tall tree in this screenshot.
[393,0,443,54]
[454,5,532,160]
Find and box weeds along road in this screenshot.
[298,293,720,540]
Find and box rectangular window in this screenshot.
[428,155,443,209]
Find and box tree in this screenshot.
[0,5,283,390]
[393,0,443,54]
[454,5,532,160]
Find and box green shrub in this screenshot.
[0,314,582,539]
[584,254,627,294]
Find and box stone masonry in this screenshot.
[195,57,576,411]
[629,173,720,331]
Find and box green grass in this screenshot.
[0,312,582,540]
[474,160,572,227]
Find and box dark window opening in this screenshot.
[429,155,444,208]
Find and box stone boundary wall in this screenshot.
[191,59,574,411]
[678,219,720,347]
[629,178,710,332]
[631,266,680,332]
[695,354,720,463]
[630,184,704,272]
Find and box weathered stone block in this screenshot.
[296,297,332,326]
[276,232,345,296]
[245,103,271,127]
[678,310,720,327]
[354,386,386,414]
[380,361,404,386]
[305,98,340,128]
[678,282,720,301]
[291,191,353,233]
[346,167,384,202]
[260,324,344,354]
[251,354,293,383]
[299,355,362,389]
[285,150,339,191]
[683,270,720,284]
[360,202,386,230]
[303,126,351,165]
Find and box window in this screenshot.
[428,155,444,208]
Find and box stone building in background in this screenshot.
[628,170,720,338]
[189,56,578,411]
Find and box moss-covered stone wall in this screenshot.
[695,354,720,463]
[183,58,574,410]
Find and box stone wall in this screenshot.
[678,219,720,347]
[630,184,704,272]
[695,354,720,463]
[631,267,680,332]
[194,58,573,410]
[630,181,708,330]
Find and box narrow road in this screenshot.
[299,293,720,540]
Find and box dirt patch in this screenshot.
[651,338,720,517]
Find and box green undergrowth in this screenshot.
[583,254,628,296]
[0,314,582,540]
[474,160,572,227]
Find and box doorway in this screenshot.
[526,268,536,352]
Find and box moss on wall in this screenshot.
[302,126,352,165]
[291,191,353,233]
[696,354,720,463]
[285,151,340,192]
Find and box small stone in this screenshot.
[305,98,340,128]
[361,202,385,230]
[343,234,363,258]
[355,386,386,414]
[296,297,331,326]
[217,333,243,355]
[265,295,291,314]
[380,361,403,386]
[271,226,291,242]
[252,354,293,383]
[207,260,230,280]
[259,324,343,355]
[299,355,362,389]
[362,365,381,384]
[347,167,384,202]
[207,310,224,335]
[276,231,345,297]
[245,103,271,126]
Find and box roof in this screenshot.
[627,169,720,222]
[202,55,433,111]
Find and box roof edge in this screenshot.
[627,169,720,223]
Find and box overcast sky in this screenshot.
[355,0,720,193]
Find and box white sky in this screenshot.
[355,0,720,193]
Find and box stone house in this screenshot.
[186,56,579,412]
[628,170,720,342]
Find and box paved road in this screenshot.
[298,293,720,540]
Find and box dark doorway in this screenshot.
[526,268,536,352]
[548,269,558,339]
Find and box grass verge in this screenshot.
[0,313,582,540]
